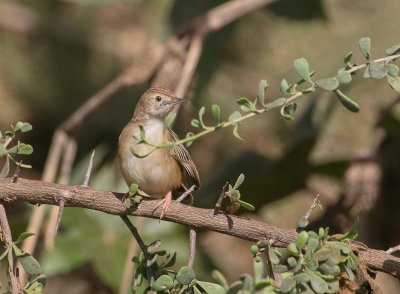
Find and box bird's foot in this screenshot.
[153,191,172,219]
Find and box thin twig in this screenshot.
[83,150,96,187]
[174,35,204,98]
[21,130,66,256]
[44,137,77,250]
[176,185,196,203]
[214,182,229,215]
[119,217,144,294]
[304,194,320,220]
[386,244,400,255]
[119,215,147,257]
[0,204,19,294]
[188,228,196,268]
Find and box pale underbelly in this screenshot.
[120,149,181,196]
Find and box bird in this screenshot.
[118,87,200,219]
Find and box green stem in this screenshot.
[138,52,400,151]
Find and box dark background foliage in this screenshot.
[0,0,399,292]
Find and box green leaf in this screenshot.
[280,103,297,121]
[280,79,291,94]
[287,257,297,268]
[386,44,400,55]
[319,258,340,276]
[196,281,226,294]
[293,58,313,84]
[176,266,196,285]
[358,37,371,60]
[160,252,176,268]
[237,97,255,112]
[191,119,200,128]
[211,104,221,124]
[164,112,176,128]
[343,264,355,281]
[185,132,195,147]
[296,231,309,249]
[226,281,243,294]
[152,275,174,291]
[0,156,10,178]
[280,277,296,293]
[128,183,139,197]
[387,75,400,92]
[344,51,353,65]
[363,65,371,78]
[316,77,339,91]
[386,64,399,77]
[268,248,280,265]
[0,144,5,157]
[337,69,352,84]
[232,124,244,141]
[329,241,351,254]
[238,200,255,211]
[264,97,286,109]
[294,273,310,283]
[287,243,299,255]
[146,240,162,255]
[337,216,359,240]
[347,251,359,270]
[258,80,268,105]
[306,238,320,256]
[17,143,33,155]
[18,122,33,133]
[369,61,387,79]
[211,270,228,289]
[251,245,259,255]
[233,173,245,190]
[198,106,207,129]
[138,125,146,142]
[297,216,309,228]
[14,247,41,275]
[253,259,263,282]
[309,271,328,293]
[314,248,330,261]
[19,163,32,169]
[335,89,360,113]
[272,264,288,273]
[14,232,34,245]
[228,111,241,122]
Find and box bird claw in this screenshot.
[153,191,172,219]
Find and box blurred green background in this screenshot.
[1,0,400,293]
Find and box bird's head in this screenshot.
[133,87,187,120]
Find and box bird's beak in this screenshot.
[162,97,189,106]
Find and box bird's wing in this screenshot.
[168,128,200,190]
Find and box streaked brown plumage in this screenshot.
[118,87,200,218]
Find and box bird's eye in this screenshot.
[155,95,162,102]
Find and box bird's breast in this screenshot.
[118,120,182,196]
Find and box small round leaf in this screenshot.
[152,275,174,291]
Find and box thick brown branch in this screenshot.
[1,178,399,278]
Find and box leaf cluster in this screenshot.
[132,240,224,293]
[0,232,46,293]
[0,122,33,178]
[213,218,360,294]
[219,174,255,214]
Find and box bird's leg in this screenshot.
[153,191,173,219]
